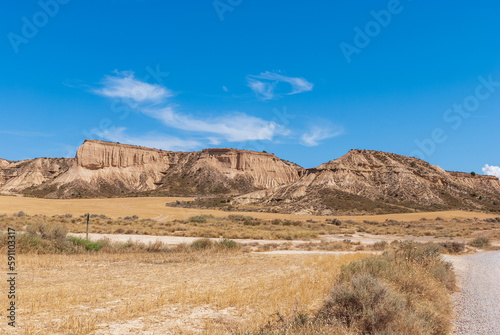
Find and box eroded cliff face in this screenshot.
[197,148,302,189]
[235,149,500,214]
[1,140,303,198]
[76,140,173,169]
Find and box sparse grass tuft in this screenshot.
[188,238,241,251]
[372,241,388,251]
[468,236,490,248]
[188,214,214,223]
[189,238,213,249]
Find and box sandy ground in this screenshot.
[444,252,500,334]
[1,195,497,223]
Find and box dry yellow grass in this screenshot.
[0,251,368,334]
[0,195,497,223]
[2,213,499,243]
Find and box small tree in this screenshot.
[470,171,476,177]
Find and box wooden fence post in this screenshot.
[86,213,90,240]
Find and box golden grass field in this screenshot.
[0,251,368,334]
[1,195,498,223]
[0,196,471,334]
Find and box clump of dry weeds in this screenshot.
[255,241,455,335]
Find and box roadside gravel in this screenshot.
[444,251,500,335]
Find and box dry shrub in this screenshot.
[372,241,388,251]
[318,273,405,333]
[187,238,241,252]
[316,242,454,334]
[468,236,490,248]
[439,241,465,254]
[26,221,67,241]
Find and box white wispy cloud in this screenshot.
[93,71,172,102]
[300,125,344,147]
[93,127,201,151]
[247,71,313,100]
[482,164,500,179]
[91,71,336,149]
[143,107,285,142]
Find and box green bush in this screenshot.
[69,237,104,251]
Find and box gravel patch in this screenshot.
[444,251,500,334]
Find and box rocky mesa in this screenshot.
[0,140,303,198]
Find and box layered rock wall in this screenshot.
[76,139,173,169]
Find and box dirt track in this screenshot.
[444,252,500,334]
[70,231,490,248]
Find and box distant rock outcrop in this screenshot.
[0,158,73,195]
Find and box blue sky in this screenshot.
[1,1,499,176]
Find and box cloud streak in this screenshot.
[247,71,313,100]
[93,71,172,102]
[300,125,344,146]
[482,164,500,179]
[143,107,284,142]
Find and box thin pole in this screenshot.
[86,213,90,240]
